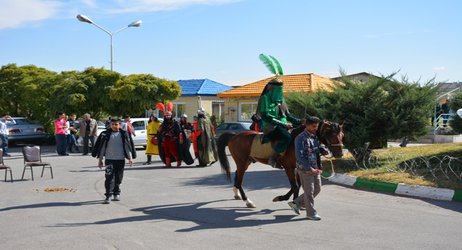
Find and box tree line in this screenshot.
[285,72,438,160]
[0,64,181,132]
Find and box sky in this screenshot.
[0,0,461,86]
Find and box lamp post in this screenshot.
[76,14,142,71]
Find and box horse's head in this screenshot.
[318,120,344,158]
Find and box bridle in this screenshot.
[317,120,344,179]
[318,121,344,148]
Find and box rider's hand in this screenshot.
[98,160,103,169]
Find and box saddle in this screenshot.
[250,133,275,159]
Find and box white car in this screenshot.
[130,118,149,147]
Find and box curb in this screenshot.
[322,171,462,202]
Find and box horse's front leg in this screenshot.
[272,179,298,202]
[272,163,299,202]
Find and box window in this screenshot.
[229,123,239,130]
[172,103,186,118]
[212,102,225,122]
[131,121,145,131]
[239,102,257,121]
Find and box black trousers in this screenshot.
[83,135,95,154]
[104,159,125,197]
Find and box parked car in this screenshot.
[130,118,150,148]
[7,117,47,144]
[215,122,252,138]
[77,118,163,149]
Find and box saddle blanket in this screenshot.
[250,134,274,159]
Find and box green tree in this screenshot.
[0,64,58,127]
[49,70,89,117]
[80,67,122,119]
[108,74,181,116]
[0,64,181,132]
[286,73,437,162]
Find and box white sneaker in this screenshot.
[288,201,300,215]
[112,195,120,201]
[306,213,321,221]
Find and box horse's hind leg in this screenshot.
[233,165,256,208]
[233,171,242,200]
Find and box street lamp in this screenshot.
[76,14,142,71]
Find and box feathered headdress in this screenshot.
[156,102,173,115]
[259,54,284,76]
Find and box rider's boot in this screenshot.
[268,151,283,169]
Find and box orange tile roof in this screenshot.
[217,74,335,98]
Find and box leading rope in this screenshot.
[321,155,335,179]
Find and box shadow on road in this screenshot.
[182,169,291,191]
[52,200,299,231]
[0,200,103,212]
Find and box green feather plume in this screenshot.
[259,54,277,75]
[259,53,284,76]
[268,55,283,75]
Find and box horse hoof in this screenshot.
[245,199,256,208]
[233,187,242,200]
[272,196,284,202]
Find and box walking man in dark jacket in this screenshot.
[93,117,136,204]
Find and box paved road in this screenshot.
[1,146,461,250]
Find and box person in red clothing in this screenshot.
[191,115,199,158]
[122,115,135,138]
[54,112,68,156]
[158,111,183,167]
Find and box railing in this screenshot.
[433,87,461,134]
[433,113,450,134]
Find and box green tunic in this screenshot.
[258,84,300,153]
[197,117,218,165]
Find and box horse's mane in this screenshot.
[290,125,305,140]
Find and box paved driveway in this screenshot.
[1,146,461,249]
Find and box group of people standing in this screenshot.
[54,112,98,156]
[144,108,218,168]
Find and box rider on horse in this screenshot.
[258,77,301,168]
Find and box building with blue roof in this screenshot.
[170,79,232,122]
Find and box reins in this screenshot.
[321,155,336,179]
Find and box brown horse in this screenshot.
[217,120,344,208]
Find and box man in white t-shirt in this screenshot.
[0,115,16,157]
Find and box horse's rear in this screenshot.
[217,131,258,180]
[217,130,261,207]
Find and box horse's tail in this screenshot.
[217,132,236,182]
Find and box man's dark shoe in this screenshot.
[103,197,111,204]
